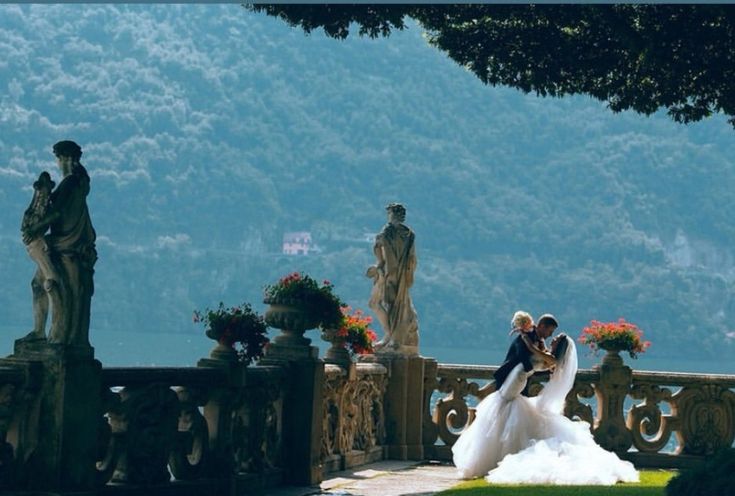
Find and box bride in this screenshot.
[452,328,638,485]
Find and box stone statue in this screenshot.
[366,203,419,355]
[20,140,97,347]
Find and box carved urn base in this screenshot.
[209,341,238,362]
[324,342,352,368]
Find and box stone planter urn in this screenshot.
[264,298,320,347]
[320,329,352,368]
[597,341,628,368]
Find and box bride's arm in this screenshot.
[520,334,556,368]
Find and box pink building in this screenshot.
[282,231,313,255]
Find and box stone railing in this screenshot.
[422,354,735,469]
[96,363,286,492]
[321,362,388,473]
[4,340,735,494]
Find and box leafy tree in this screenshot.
[250,4,735,127]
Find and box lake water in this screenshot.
[1,326,733,374]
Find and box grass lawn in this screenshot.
[438,470,676,496]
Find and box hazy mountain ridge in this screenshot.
[1,5,734,362]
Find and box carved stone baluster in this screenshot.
[672,384,735,455]
[230,366,285,476]
[261,382,284,471]
[626,382,678,452]
[110,384,180,485]
[592,352,633,453]
[169,386,209,480]
[95,387,121,486]
[247,385,282,471]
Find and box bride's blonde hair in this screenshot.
[510,310,534,334]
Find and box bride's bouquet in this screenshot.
[578,318,651,358]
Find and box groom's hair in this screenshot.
[537,314,558,328]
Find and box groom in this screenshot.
[493,314,558,396]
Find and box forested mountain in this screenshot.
[1,5,734,363]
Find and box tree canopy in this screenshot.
[250,4,735,127]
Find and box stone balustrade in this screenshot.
[2,343,735,495]
[321,362,388,472]
[422,356,735,469]
[95,363,286,493]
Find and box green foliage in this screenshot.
[0,6,734,366]
[264,272,344,329]
[441,470,675,496]
[193,302,268,364]
[665,449,735,496]
[250,4,735,127]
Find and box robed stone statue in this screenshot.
[367,203,419,355]
[20,140,97,347]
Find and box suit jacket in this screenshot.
[493,330,540,397]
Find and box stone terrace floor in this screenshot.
[264,461,461,496]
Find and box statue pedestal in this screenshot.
[2,340,100,492]
[360,353,425,460]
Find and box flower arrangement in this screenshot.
[193,302,269,364]
[578,318,651,359]
[321,306,378,356]
[263,272,344,329]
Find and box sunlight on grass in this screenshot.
[438,470,676,496]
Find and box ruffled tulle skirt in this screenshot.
[452,391,545,479]
[452,391,639,485]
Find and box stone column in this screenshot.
[2,340,101,492]
[260,342,324,485]
[362,353,425,460]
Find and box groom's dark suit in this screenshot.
[493,329,542,397]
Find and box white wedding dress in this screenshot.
[452,337,638,485]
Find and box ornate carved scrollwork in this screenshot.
[432,375,494,446]
[565,381,595,425]
[353,374,386,451]
[321,372,343,459]
[627,382,677,452]
[673,384,735,455]
[320,367,387,465]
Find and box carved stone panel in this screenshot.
[673,384,735,456]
